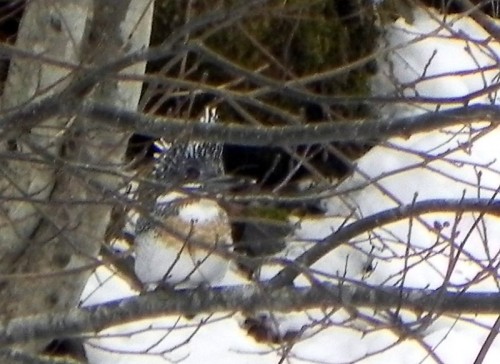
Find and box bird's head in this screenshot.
[153,107,225,191]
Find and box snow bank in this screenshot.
[81,8,500,364]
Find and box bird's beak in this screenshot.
[207,175,257,191]
[184,175,256,193]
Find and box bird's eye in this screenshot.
[185,166,201,179]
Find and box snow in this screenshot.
[81,7,500,364]
[80,266,137,307]
[82,268,281,364]
[373,7,500,115]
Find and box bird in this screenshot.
[134,107,233,288]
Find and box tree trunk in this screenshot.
[0,0,153,355]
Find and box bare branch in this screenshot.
[270,198,500,286]
[79,102,500,145]
[3,282,500,348]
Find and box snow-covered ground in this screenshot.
[81,8,500,364]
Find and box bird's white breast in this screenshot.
[177,198,224,223]
[134,193,232,288]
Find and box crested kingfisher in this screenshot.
[134,107,233,287]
